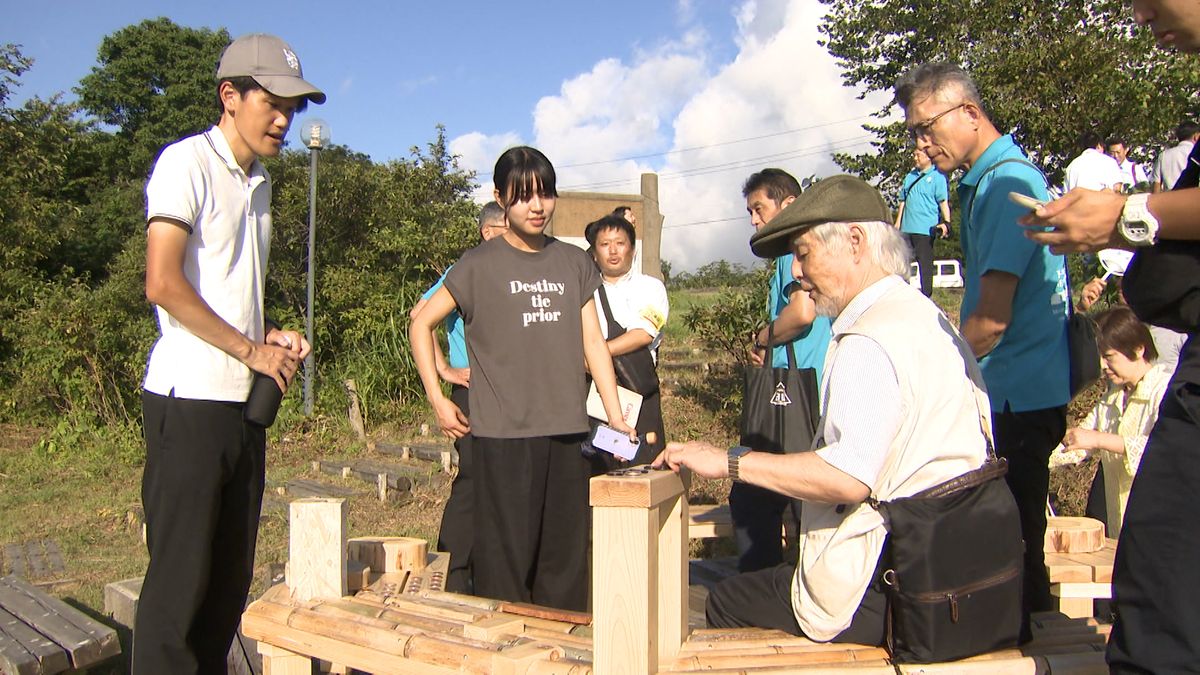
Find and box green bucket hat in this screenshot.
[749,175,892,259]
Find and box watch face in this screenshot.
[1126,223,1149,241]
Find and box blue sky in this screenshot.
[4,0,889,270]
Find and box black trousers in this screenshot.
[706,557,887,645]
[437,385,474,594]
[728,482,798,572]
[992,404,1066,638]
[1108,371,1200,673]
[472,434,590,611]
[905,232,935,297]
[133,391,265,675]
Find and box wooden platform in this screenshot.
[0,575,120,674]
[1047,537,1116,618]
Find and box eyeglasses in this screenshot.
[907,103,967,141]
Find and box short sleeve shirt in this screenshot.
[958,135,1070,412]
[142,127,270,402]
[444,236,602,438]
[421,268,467,370]
[595,270,669,354]
[898,167,949,235]
[769,254,833,383]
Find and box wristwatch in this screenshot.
[728,446,751,482]
[1117,193,1159,247]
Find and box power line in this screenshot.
[474,114,876,178]
[559,134,876,191]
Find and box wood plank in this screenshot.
[25,543,47,579]
[593,505,655,674]
[3,544,25,578]
[1044,552,1092,583]
[40,542,65,578]
[285,478,366,500]
[498,602,591,626]
[687,504,733,539]
[0,575,120,668]
[287,498,347,602]
[0,605,70,675]
[658,497,687,665]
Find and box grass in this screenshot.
[0,283,1101,672]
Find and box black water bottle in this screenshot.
[244,372,284,428]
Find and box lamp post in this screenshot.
[299,118,330,417]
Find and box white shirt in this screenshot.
[1114,158,1149,186]
[594,269,669,356]
[1064,148,1126,192]
[143,127,271,401]
[814,276,903,487]
[1155,140,1195,190]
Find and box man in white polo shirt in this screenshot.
[1064,131,1126,193]
[133,34,324,674]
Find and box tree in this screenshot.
[820,0,1200,197]
[76,18,230,178]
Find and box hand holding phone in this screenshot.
[1008,191,1047,211]
[590,423,641,461]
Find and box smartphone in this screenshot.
[1008,191,1046,211]
[590,423,640,461]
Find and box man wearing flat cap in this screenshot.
[657,176,993,642]
[134,34,324,673]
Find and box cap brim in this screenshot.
[254,75,327,104]
[749,223,807,259]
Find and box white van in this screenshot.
[908,259,964,289]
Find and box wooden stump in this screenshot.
[1045,516,1105,553]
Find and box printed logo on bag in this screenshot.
[770,382,791,407]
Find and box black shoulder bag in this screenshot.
[596,285,659,396]
[967,157,1100,399]
[868,387,1025,663]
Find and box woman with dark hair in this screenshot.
[1054,306,1171,537]
[584,215,669,469]
[410,146,634,611]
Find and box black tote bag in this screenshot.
[739,324,819,454]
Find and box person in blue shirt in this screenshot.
[408,201,507,594]
[895,148,951,296]
[736,168,833,573]
[896,62,1069,642]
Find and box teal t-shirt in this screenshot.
[899,166,949,235]
[421,268,467,370]
[769,254,832,383]
[958,135,1069,412]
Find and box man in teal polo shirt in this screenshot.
[739,168,833,573]
[896,62,1069,641]
[895,148,950,296]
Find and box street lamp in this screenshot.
[299,118,330,417]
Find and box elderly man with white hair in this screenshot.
[656,175,999,644]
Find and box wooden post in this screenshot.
[344,379,367,440]
[591,468,687,674]
[287,498,347,602]
[258,642,312,675]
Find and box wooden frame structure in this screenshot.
[245,470,1108,674]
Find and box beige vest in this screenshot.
[791,281,991,640]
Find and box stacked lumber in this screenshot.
[0,575,120,674]
[241,583,595,674]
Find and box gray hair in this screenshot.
[478,202,504,229]
[805,221,912,277]
[895,62,983,111]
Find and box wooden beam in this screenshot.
[287,498,347,602]
[590,469,683,509]
[657,494,687,666]
[258,642,312,675]
[592,505,655,674]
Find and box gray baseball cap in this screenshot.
[217,33,326,104]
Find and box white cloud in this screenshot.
[448,0,894,272]
[448,130,523,202]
